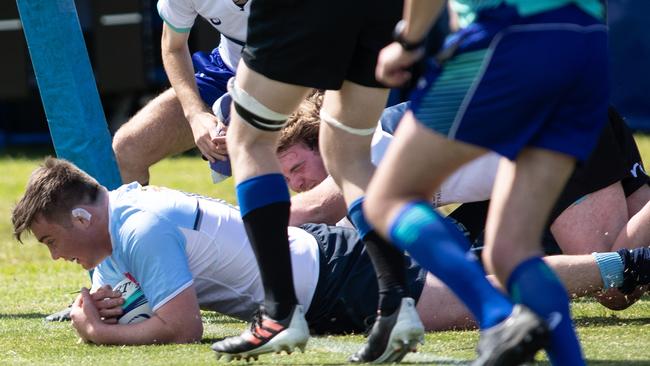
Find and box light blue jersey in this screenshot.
[95,183,200,312]
[93,183,320,320]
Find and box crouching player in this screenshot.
[11,158,650,354]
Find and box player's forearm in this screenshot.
[290,176,347,226]
[161,29,210,121]
[84,315,202,345]
[399,0,447,44]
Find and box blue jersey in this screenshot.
[411,3,608,161]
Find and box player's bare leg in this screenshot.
[113,88,196,185]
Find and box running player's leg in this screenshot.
[213,0,385,356]
[321,84,425,363]
[313,1,424,361]
[211,64,311,360]
[484,148,583,366]
[366,112,519,336]
[482,19,608,366]
[372,5,608,365]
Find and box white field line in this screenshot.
[308,337,470,365]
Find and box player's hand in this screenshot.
[91,285,124,324]
[376,42,425,87]
[188,112,226,163]
[211,120,229,157]
[70,288,103,343]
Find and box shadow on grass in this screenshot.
[575,315,650,327]
[0,312,48,320]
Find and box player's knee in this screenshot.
[112,128,138,165]
[228,78,289,132]
[112,129,154,182]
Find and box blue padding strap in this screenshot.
[347,197,373,238]
[236,174,289,217]
[17,0,122,189]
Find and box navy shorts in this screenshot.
[301,223,427,335]
[192,47,234,107]
[410,4,608,161]
[242,0,402,90]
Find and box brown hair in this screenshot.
[277,90,324,154]
[12,157,101,243]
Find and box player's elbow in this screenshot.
[172,318,203,344]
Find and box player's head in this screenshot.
[12,157,108,269]
[277,90,328,192]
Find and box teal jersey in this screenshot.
[453,0,604,20]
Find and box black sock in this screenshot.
[242,201,298,319]
[363,230,408,316]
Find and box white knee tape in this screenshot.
[320,110,376,136]
[227,78,289,130]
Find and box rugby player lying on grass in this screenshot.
[11,158,650,345]
[276,94,650,310]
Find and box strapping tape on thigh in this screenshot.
[320,110,376,136]
[227,77,289,131]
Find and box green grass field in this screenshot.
[2,145,650,365]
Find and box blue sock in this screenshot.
[237,174,290,216]
[592,252,624,289]
[347,197,373,238]
[389,200,513,329]
[508,257,585,366]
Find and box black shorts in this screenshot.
[301,223,426,335]
[243,0,403,90]
[549,106,649,221]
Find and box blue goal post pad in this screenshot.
[17,0,122,189]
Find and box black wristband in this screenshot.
[392,20,425,51]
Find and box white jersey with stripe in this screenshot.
[157,0,249,71]
[370,122,499,207]
[93,183,319,321]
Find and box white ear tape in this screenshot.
[71,208,92,221]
